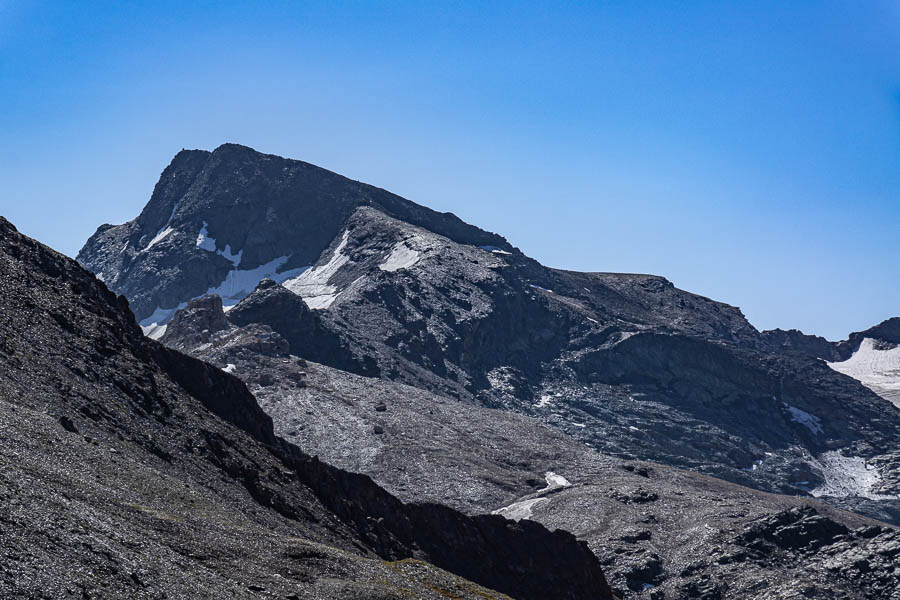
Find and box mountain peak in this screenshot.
[78,146,512,326]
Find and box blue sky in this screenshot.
[1,1,898,340]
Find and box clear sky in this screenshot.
[1,2,898,340]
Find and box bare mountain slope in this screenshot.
[80,145,900,526]
[161,293,900,599]
[0,216,614,600]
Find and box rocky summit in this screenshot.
[24,141,896,599]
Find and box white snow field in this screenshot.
[828,338,900,408]
[195,221,242,266]
[810,451,898,500]
[139,255,307,338]
[379,240,420,272]
[491,471,572,521]
[283,231,350,309]
[205,255,306,309]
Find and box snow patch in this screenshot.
[810,451,897,500]
[491,471,571,521]
[302,294,340,310]
[195,221,243,267]
[529,284,554,293]
[139,304,186,339]
[478,245,512,255]
[744,459,764,472]
[379,241,420,272]
[783,402,823,435]
[205,255,306,310]
[542,472,571,490]
[144,226,174,251]
[282,231,350,310]
[137,256,305,338]
[196,222,216,251]
[828,338,900,408]
[142,323,167,340]
[222,363,236,374]
[492,498,547,521]
[535,394,553,408]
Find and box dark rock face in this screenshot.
[160,294,229,347]
[761,328,843,361]
[731,507,900,598]
[225,278,375,375]
[762,318,900,362]
[737,506,849,551]
[0,216,615,600]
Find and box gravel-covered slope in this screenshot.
[0,216,615,600]
[162,299,900,599]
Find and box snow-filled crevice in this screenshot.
[143,196,185,252]
[144,227,174,251]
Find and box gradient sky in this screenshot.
[1,2,898,340]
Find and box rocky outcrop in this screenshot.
[732,507,900,599]
[762,319,900,362]
[761,328,843,361]
[226,278,376,375]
